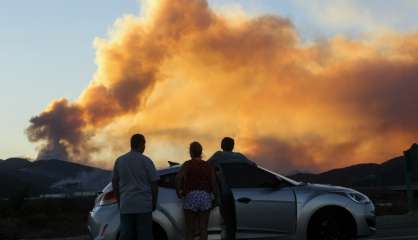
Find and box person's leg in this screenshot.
[120,213,136,240]
[198,211,210,240]
[192,211,201,238]
[222,192,236,240]
[135,212,153,240]
[184,210,198,240]
[228,192,237,239]
[216,170,236,240]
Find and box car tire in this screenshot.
[308,210,354,240]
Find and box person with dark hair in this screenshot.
[112,134,159,240]
[208,137,255,240]
[175,141,216,240]
[221,137,234,151]
[210,137,255,166]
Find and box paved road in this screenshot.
[21,236,89,240]
[24,215,418,240]
[366,215,418,240]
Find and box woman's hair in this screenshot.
[189,141,203,158]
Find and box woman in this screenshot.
[176,141,216,240]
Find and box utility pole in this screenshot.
[404,143,418,212]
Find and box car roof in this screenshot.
[157,165,181,175]
[103,163,300,192]
[102,165,181,192]
[157,163,300,186]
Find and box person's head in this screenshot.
[221,137,234,152]
[189,141,203,159]
[130,134,146,153]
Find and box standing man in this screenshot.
[112,134,159,240]
[208,137,255,240]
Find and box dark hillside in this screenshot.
[0,158,111,198]
[290,157,405,187]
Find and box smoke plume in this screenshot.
[27,0,418,173]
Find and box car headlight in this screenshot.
[345,192,370,204]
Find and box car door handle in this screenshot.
[237,197,252,204]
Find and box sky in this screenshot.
[1,0,418,172]
[0,0,138,159]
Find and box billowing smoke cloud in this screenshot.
[27,99,85,160]
[27,0,418,173]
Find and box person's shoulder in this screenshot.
[113,152,131,170]
[213,150,223,156]
[140,154,154,164]
[182,160,192,166]
[116,152,130,162]
[234,152,247,159]
[202,160,213,168]
[140,153,151,160]
[208,151,223,161]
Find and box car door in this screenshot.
[157,170,223,238]
[221,164,297,238]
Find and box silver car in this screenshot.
[88,163,375,240]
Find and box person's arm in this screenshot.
[111,159,120,204]
[207,151,221,165]
[146,159,160,211]
[151,181,159,211]
[209,164,220,207]
[175,162,187,198]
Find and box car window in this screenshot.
[158,172,177,188]
[220,163,281,188]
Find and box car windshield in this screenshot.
[257,166,302,186]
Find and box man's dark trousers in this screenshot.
[120,212,153,240]
[220,191,236,240]
[214,167,236,240]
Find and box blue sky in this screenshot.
[1,0,418,160]
[0,0,138,159]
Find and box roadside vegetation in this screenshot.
[0,194,95,240]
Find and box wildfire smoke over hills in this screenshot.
[27,0,418,172]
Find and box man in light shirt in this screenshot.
[112,134,159,240]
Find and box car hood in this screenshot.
[302,183,357,193]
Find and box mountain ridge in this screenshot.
[289,156,405,187]
[0,156,408,198]
[0,158,111,197]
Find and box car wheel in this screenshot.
[308,210,354,240]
